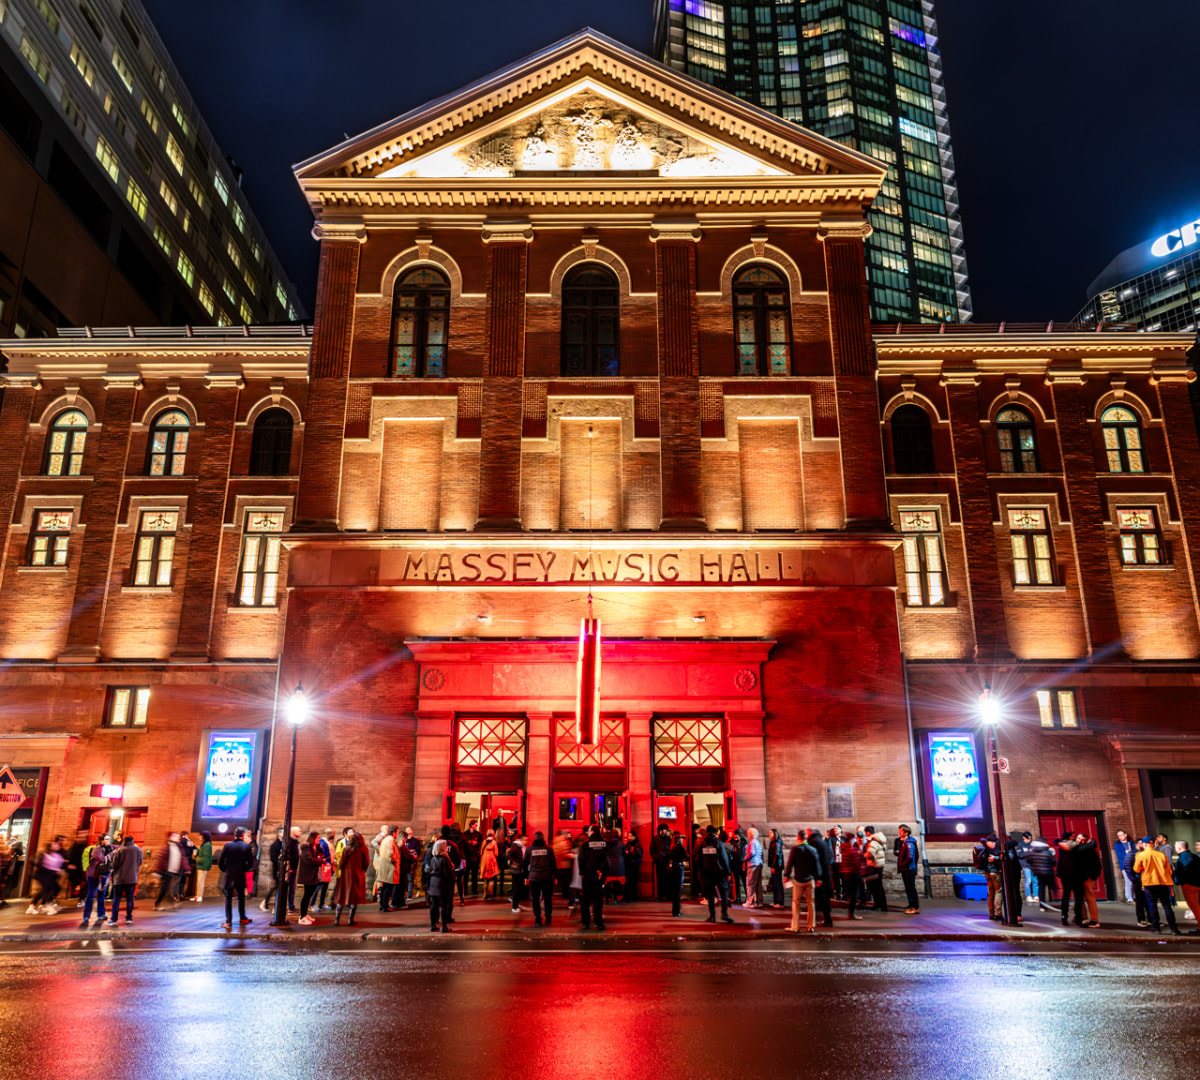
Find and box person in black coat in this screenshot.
[578,825,609,930]
[217,828,255,929]
[697,825,734,924]
[623,832,643,903]
[427,840,456,933]
[805,828,835,928]
[666,831,687,917]
[650,824,671,901]
[1056,835,1086,927]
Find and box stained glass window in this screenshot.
[105,686,150,727]
[391,267,449,377]
[456,716,527,767]
[996,406,1038,473]
[1008,508,1054,585]
[28,509,73,566]
[1117,508,1164,565]
[891,404,934,473]
[561,265,620,377]
[148,409,189,475]
[1101,406,1145,473]
[238,511,285,606]
[732,264,791,376]
[132,509,178,586]
[249,408,293,475]
[44,410,88,476]
[653,717,724,768]
[898,509,946,606]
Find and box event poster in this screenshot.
[927,732,983,820]
[199,731,259,821]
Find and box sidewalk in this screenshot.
[2,892,1196,944]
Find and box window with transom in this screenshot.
[148,410,189,475]
[44,409,88,475]
[1117,508,1165,565]
[732,264,791,376]
[391,267,449,377]
[28,509,73,566]
[890,404,935,473]
[1036,688,1079,729]
[249,408,293,475]
[653,717,725,768]
[561,265,619,376]
[237,511,284,606]
[555,714,625,768]
[1009,508,1054,586]
[455,716,527,768]
[996,406,1038,473]
[132,509,178,586]
[1101,406,1145,473]
[898,509,946,606]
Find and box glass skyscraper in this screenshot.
[655,0,971,323]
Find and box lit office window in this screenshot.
[898,509,946,606]
[1009,508,1054,585]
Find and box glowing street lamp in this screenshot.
[271,683,307,927]
[979,685,1018,926]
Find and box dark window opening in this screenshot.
[249,408,293,475]
[891,404,935,473]
[561,264,619,376]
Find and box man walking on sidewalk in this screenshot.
[218,828,255,931]
[786,829,818,933]
[697,825,734,924]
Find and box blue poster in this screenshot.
[200,732,257,820]
[928,732,983,820]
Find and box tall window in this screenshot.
[132,509,178,586]
[1036,689,1078,729]
[28,509,73,566]
[996,406,1038,473]
[1009,508,1054,585]
[237,511,284,606]
[561,265,619,376]
[148,409,189,475]
[1117,508,1164,565]
[1101,406,1145,473]
[899,509,946,606]
[391,267,449,377]
[44,410,88,475]
[732,264,791,376]
[104,686,150,728]
[891,404,935,473]
[249,409,293,475]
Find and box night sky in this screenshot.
[141,0,1198,324]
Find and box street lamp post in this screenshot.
[979,685,1018,926]
[270,684,307,928]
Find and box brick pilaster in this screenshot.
[171,380,241,659]
[821,232,889,528]
[59,380,138,661]
[1155,374,1200,644]
[0,385,37,584]
[1049,376,1124,656]
[295,230,362,529]
[945,377,1011,662]
[655,235,704,530]
[476,232,529,530]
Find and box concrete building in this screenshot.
[0,32,1197,901]
[0,0,302,339]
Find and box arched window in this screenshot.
[391,267,449,377]
[891,404,935,474]
[996,406,1038,473]
[733,264,791,376]
[44,409,88,476]
[1101,405,1145,473]
[249,408,294,476]
[148,409,190,476]
[561,265,619,376]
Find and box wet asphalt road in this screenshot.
[1,939,1197,1080]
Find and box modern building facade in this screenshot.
[1,33,1197,900]
[654,0,970,325]
[1075,211,1200,333]
[0,0,302,339]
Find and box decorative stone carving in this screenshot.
[423,668,446,691]
[734,668,758,692]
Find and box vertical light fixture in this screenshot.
[576,594,601,746]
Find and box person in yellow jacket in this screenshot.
[1133,837,1181,934]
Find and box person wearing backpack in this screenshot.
[897,825,921,915]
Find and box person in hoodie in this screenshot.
[862,826,888,913]
[1025,836,1058,911]
[1074,833,1103,928]
[1113,830,1136,904]
[523,830,557,927]
[1055,834,1086,927]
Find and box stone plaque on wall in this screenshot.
[826,785,853,820]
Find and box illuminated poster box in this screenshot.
[914,729,993,840]
[191,729,266,834]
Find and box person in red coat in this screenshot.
[334,830,370,926]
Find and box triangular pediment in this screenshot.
[295,30,886,187]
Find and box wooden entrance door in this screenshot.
[1038,811,1110,900]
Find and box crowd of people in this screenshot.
[971,829,1200,934]
[4,817,1197,936]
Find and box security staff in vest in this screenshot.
[698,825,735,923]
[523,830,558,927]
[579,824,609,930]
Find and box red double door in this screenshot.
[1037,811,1109,900]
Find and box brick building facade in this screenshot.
[1,32,1197,896]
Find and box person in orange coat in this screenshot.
[1134,837,1181,935]
[480,831,500,899]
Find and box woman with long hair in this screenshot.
[334,830,370,925]
[296,831,326,925]
[480,830,500,900]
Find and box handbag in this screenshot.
[319,863,332,883]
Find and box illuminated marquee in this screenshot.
[1150,215,1200,259]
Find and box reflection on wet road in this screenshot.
[1,941,1197,1079]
